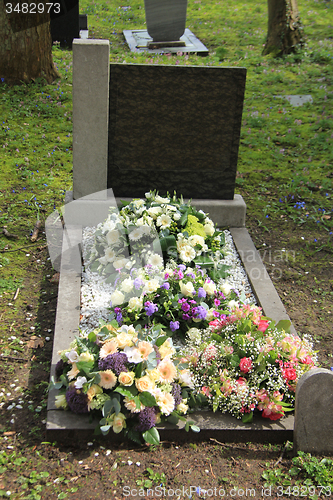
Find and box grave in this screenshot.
[47,39,319,449]
[50,0,88,47]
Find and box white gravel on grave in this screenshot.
[79,228,257,333]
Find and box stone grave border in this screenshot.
[46,216,295,444]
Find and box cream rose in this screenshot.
[144,279,160,294]
[111,412,126,433]
[203,280,216,296]
[116,332,134,349]
[128,296,143,311]
[121,278,134,293]
[118,371,135,386]
[135,375,155,393]
[110,290,125,307]
[78,351,94,363]
[180,280,195,297]
[220,281,232,296]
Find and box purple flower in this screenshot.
[98,352,128,375]
[161,282,170,290]
[133,278,143,290]
[182,313,190,321]
[66,386,89,414]
[135,407,157,432]
[198,287,206,299]
[181,302,190,313]
[171,383,182,407]
[145,301,158,317]
[214,298,221,307]
[178,264,186,271]
[114,307,123,325]
[193,306,207,320]
[170,320,180,332]
[186,271,196,280]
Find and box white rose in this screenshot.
[180,280,195,297]
[228,300,239,310]
[128,296,143,311]
[188,235,205,248]
[173,212,181,221]
[155,195,170,204]
[144,279,160,293]
[103,219,116,232]
[203,280,216,296]
[110,290,125,306]
[206,308,215,321]
[220,281,232,296]
[104,248,116,262]
[106,229,121,245]
[204,223,215,237]
[121,278,134,293]
[113,257,129,269]
[147,207,161,219]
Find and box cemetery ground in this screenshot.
[0,0,333,497]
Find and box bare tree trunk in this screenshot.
[263,0,304,56]
[0,2,60,85]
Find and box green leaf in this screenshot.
[88,331,97,343]
[275,320,291,333]
[105,273,119,284]
[241,412,254,423]
[76,360,95,374]
[159,235,177,253]
[190,424,200,433]
[155,336,168,347]
[167,414,179,425]
[114,385,138,398]
[111,397,121,415]
[135,362,143,379]
[100,425,111,435]
[103,399,115,417]
[142,427,160,445]
[89,260,100,272]
[139,391,156,407]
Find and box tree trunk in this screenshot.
[263,0,304,57]
[0,2,60,85]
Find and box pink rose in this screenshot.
[258,320,270,332]
[282,368,297,381]
[262,408,283,420]
[239,357,252,374]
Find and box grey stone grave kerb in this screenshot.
[71,38,246,228]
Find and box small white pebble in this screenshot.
[79,461,83,464]
[45,337,50,341]
[10,384,16,388]
[106,450,111,456]
[7,446,14,449]
[313,300,318,303]
[7,303,13,306]
[26,254,30,256]
[94,453,99,457]
[87,442,93,446]
[205,469,209,473]
[301,236,304,240]
[136,462,141,466]
[15,405,23,409]
[10,419,15,424]
[127,460,133,465]
[30,326,35,331]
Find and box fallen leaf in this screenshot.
[4,431,16,436]
[27,337,44,349]
[323,215,331,220]
[50,273,60,283]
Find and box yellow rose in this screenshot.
[118,371,135,386]
[111,412,126,433]
[135,375,155,393]
[87,384,103,401]
[147,368,161,383]
[116,332,134,348]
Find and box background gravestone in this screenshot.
[294,368,333,454]
[108,64,246,200]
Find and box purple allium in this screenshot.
[171,383,182,407]
[66,386,89,414]
[198,287,206,299]
[193,306,207,320]
[135,406,157,432]
[98,352,128,375]
[170,320,180,332]
[55,359,65,380]
[144,301,158,317]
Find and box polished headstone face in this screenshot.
[108,64,246,200]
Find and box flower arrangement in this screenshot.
[108,259,240,339]
[51,323,199,445]
[86,191,229,284]
[180,305,318,422]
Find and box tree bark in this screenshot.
[263,0,304,56]
[0,1,60,85]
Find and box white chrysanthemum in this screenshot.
[104,248,116,262]
[106,229,121,245]
[110,290,125,306]
[121,278,134,293]
[129,227,144,241]
[156,214,172,228]
[179,245,196,263]
[147,253,164,268]
[157,392,175,415]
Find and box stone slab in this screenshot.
[47,222,296,442]
[123,28,209,55]
[108,63,246,200]
[273,95,313,107]
[230,228,297,334]
[294,368,333,454]
[72,39,110,200]
[50,1,79,48]
[63,191,246,228]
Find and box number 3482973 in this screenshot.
[5,3,61,14]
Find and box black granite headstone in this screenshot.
[50,0,79,47]
[108,64,246,200]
